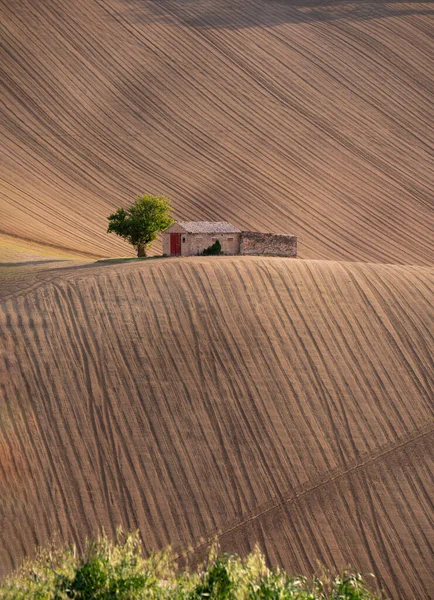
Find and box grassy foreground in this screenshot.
[0,530,383,599]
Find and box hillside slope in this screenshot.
[1,0,434,262]
[1,257,433,597]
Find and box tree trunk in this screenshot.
[137,243,146,258]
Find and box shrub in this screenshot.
[202,240,223,256]
[0,530,384,599]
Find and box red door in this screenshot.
[170,233,182,256]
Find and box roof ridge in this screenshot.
[172,221,241,233]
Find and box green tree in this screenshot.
[107,195,174,257]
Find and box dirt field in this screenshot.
[1,257,433,597]
[1,1,434,598]
[1,0,434,263]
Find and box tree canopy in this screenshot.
[107,195,174,257]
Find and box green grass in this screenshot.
[0,530,384,599]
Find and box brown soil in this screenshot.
[0,257,433,598]
[1,1,434,598]
[1,0,433,263]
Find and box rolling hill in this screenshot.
[1,0,434,598]
[1,0,434,263]
[1,257,433,598]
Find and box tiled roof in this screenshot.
[176,221,241,234]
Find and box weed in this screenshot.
[0,530,384,599]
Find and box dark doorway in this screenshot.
[170,233,182,255]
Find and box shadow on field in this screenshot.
[126,0,434,30]
[0,260,70,268]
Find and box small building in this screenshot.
[163,220,298,258]
[163,221,241,257]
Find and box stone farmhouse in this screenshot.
[163,221,297,257]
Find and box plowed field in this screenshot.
[1,257,433,597]
[1,0,434,598]
[1,0,434,262]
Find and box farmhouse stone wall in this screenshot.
[163,231,240,256]
[162,233,170,256]
[240,232,297,257]
[183,232,240,256]
[162,226,297,258]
